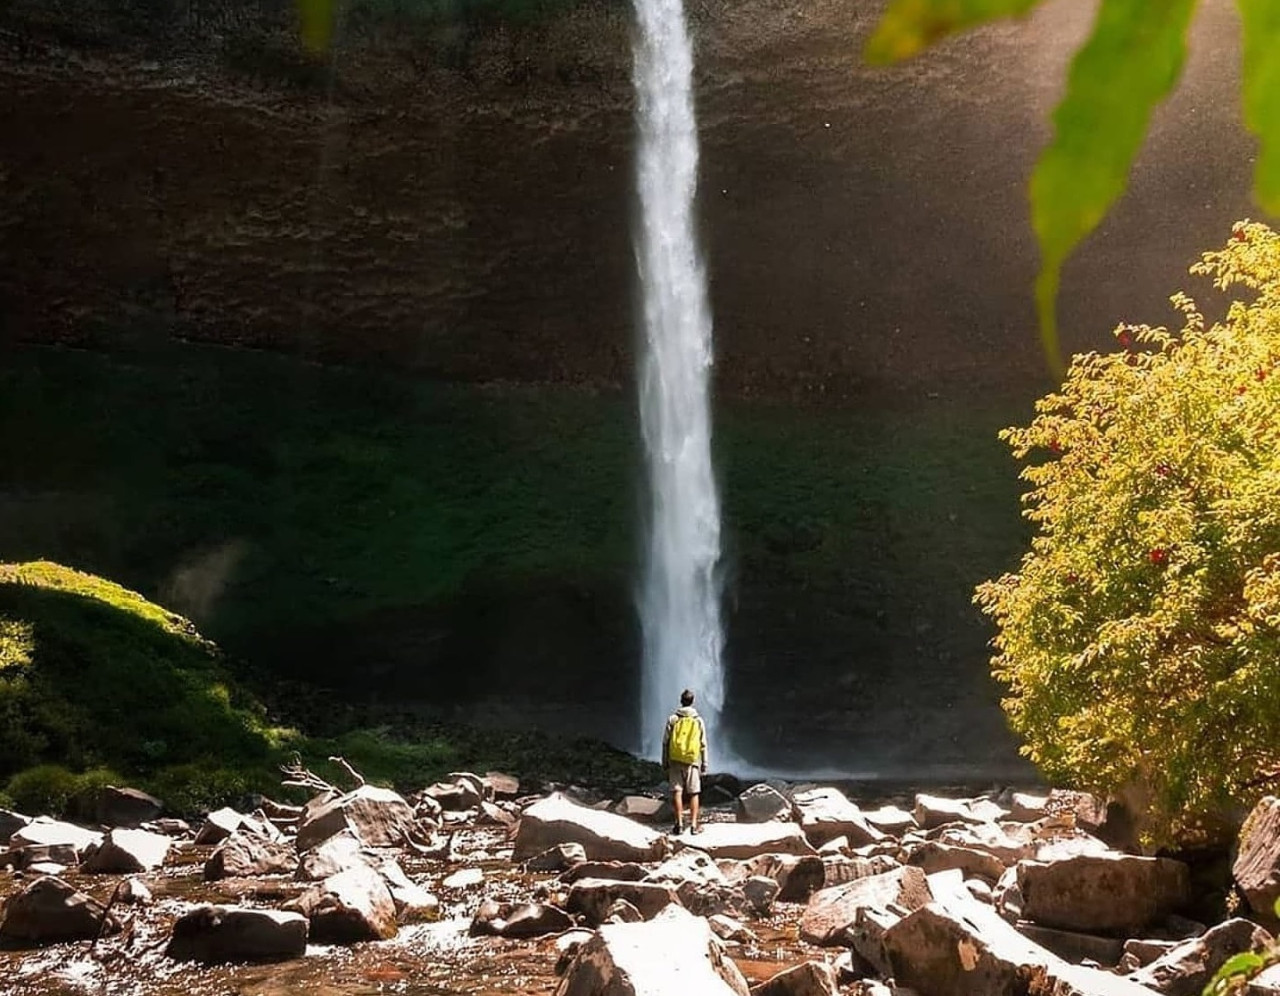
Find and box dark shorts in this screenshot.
[668,762,701,796]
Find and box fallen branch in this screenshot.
[278,753,369,795]
[328,755,366,788]
[88,880,125,957]
[279,753,338,795]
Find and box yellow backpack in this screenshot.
[669,715,702,765]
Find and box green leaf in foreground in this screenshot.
[1031,0,1197,371]
[864,0,1047,64]
[1237,0,1280,214]
[1204,951,1267,996]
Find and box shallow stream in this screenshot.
[0,824,825,996]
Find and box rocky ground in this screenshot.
[4,771,1280,996]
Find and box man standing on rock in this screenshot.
[661,688,708,835]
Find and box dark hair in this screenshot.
[680,689,694,707]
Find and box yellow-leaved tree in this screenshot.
[975,221,1280,846]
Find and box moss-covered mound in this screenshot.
[0,560,663,815]
[0,561,284,783]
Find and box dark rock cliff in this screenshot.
[1,0,1254,397]
[0,0,1258,775]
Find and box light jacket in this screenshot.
[661,706,708,770]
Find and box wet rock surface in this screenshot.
[0,775,1268,996]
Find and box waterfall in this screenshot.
[631,0,725,759]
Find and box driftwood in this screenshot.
[279,753,367,795]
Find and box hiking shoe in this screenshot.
[670,823,683,836]
[691,824,704,835]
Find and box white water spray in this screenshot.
[631,0,725,758]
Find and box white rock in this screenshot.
[441,867,484,890]
[10,818,102,858]
[792,788,886,847]
[285,864,398,942]
[82,828,171,873]
[296,785,416,851]
[554,904,750,996]
[672,822,816,860]
[514,793,667,863]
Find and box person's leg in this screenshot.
[670,785,684,834]
[686,764,702,832]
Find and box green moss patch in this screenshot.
[0,560,286,780]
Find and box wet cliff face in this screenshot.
[0,0,1255,397]
[0,0,1259,775]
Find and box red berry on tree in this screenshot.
[1149,548,1168,565]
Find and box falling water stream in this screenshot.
[631,0,726,758]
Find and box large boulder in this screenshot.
[563,861,649,884]
[0,808,31,842]
[886,903,1043,996]
[743,875,780,915]
[1008,793,1052,823]
[165,906,308,964]
[750,961,839,996]
[742,854,827,902]
[470,900,573,938]
[647,849,728,888]
[285,864,398,943]
[1129,918,1273,996]
[422,778,483,812]
[1016,922,1127,966]
[1235,797,1280,918]
[1016,854,1190,934]
[554,903,751,996]
[377,859,440,922]
[10,818,103,860]
[77,785,164,829]
[737,784,792,824]
[913,794,982,831]
[82,827,172,873]
[0,875,122,944]
[12,842,79,871]
[905,841,1006,884]
[527,841,588,872]
[613,797,669,822]
[862,805,918,836]
[295,785,416,851]
[195,808,253,846]
[513,794,667,863]
[297,829,369,881]
[847,904,902,976]
[205,832,295,880]
[672,823,816,860]
[932,821,1039,865]
[565,878,681,926]
[483,772,520,800]
[792,788,885,847]
[800,866,933,946]
[884,871,1160,996]
[822,854,898,888]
